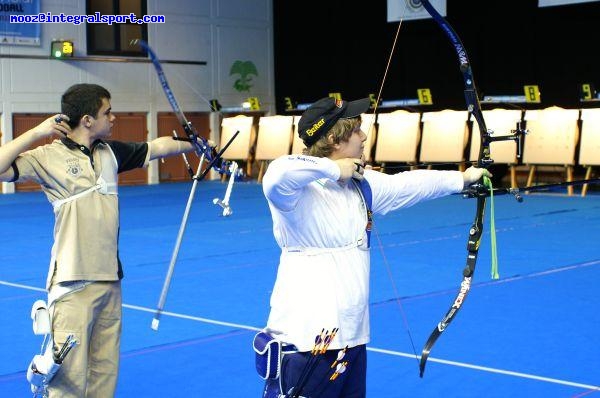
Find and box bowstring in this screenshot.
[367,0,420,366]
[372,221,420,366]
[168,65,216,111]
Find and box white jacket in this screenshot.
[262,155,464,351]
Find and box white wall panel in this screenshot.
[152,23,211,61]
[216,0,270,21]
[216,25,271,102]
[9,102,58,113]
[10,60,82,94]
[81,62,149,100]
[152,0,211,18]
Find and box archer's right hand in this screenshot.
[335,157,365,182]
[32,114,71,138]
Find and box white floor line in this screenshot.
[2,279,598,390]
[0,280,45,292]
[123,303,262,331]
[0,280,261,331]
[367,347,600,390]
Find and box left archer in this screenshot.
[0,83,216,398]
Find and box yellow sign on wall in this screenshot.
[417,88,433,105]
[580,84,595,100]
[247,97,261,110]
[284,97,294,111]
[523,85,541,103]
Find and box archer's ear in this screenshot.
[81,115,92,128]
[328,134,342,151]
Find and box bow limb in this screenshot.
[136,40,242,330]
[416,0,492,377]
[136,40,215,162]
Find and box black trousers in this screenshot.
[263,344,367,398]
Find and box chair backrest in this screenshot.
[374,110,421,163]
[219,115,255,160]
[420,110,469,163]
[523,106,580,165]
[469,109,523,164]
[255,115,294,161]
[291,115,306,155]
[360,113,377,162]
[579,109,600,166]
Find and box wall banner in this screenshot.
[0,0,41,46]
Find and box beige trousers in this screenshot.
[49,281,122,398]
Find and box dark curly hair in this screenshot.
[61,84,111,129]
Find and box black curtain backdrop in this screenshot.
[273,0,600,113]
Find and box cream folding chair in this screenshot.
[220,115,256,177]
[470,109,523,187]
[374,110,421,172]
[420,110,470,170]
[523,107,580,195]
[291,115,306,155]
[579,109,600,196]
[255,115,294,182]
[360,113,377,163]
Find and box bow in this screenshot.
[415,0,527,377]
[135,40,241,176]
[136,40,214,161]
[136,40,240,330]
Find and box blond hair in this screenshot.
[303,117,361,157]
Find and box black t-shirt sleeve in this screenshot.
[107,141,149,173]
[9,162,19,182]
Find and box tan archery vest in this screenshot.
[15,140,122,289]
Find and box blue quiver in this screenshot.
[253,331,281,380]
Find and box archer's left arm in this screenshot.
[366,168,465,215]
[148,136,196,161]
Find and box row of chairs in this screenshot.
[217,107,600,196]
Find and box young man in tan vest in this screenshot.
[0,83,206,397]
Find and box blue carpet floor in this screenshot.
[1,180,598,397]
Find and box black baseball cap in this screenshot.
[298,97,370,147]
